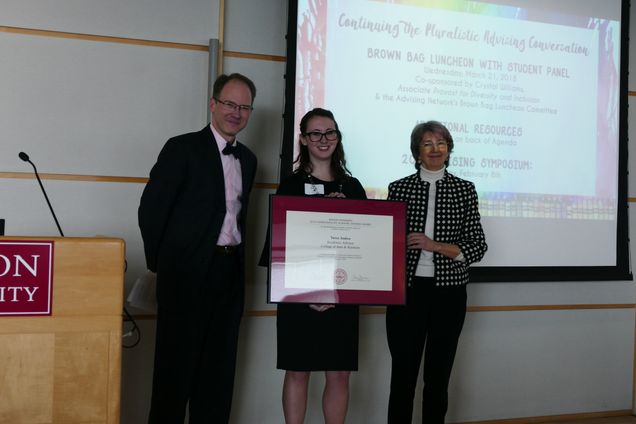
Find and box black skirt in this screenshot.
[277,303,359,371]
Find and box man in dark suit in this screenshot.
[138,73,257,424]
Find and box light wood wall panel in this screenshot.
[224,0,288,57]
[2,0,219,44]
[448,308,634,421]
[0,32,209,176]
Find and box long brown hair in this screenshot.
[295,108,351,181]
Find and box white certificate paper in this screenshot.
[283,211,393,291]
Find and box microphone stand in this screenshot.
[19,152,65,237]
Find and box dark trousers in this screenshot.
[386,277,467,424]
[148,253,243,424]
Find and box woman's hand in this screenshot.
[407,232,437,251]
[325,192,346,198]
[309,304,335,312]
[407,232,462,258]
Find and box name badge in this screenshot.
[304,183,324,195]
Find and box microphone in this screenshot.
[19,152,65,237]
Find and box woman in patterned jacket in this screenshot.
[386,120,487,423]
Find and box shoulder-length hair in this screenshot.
[410,120,454,169]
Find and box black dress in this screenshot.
[261,171,367,371]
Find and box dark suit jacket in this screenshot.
[388,171,487,287]
[138,125,257,310]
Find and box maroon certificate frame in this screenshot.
[267,195,406,305]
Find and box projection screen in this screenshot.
[280,0,631,282]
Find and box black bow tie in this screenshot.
[222,142,241,159]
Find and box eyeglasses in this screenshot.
[214,98,253,113]
[303,130,339,142]
[421,140,448,150]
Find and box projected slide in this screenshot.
[289,0,625,272]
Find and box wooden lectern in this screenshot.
[0,236,125,424]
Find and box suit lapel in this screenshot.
[201,126,226,204]
[236,142,253,206]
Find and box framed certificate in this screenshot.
[267,195,406,305]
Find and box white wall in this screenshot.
[1,1,635,423]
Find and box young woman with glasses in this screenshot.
[260,107,366,424]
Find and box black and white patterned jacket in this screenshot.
[388,171,487,287]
